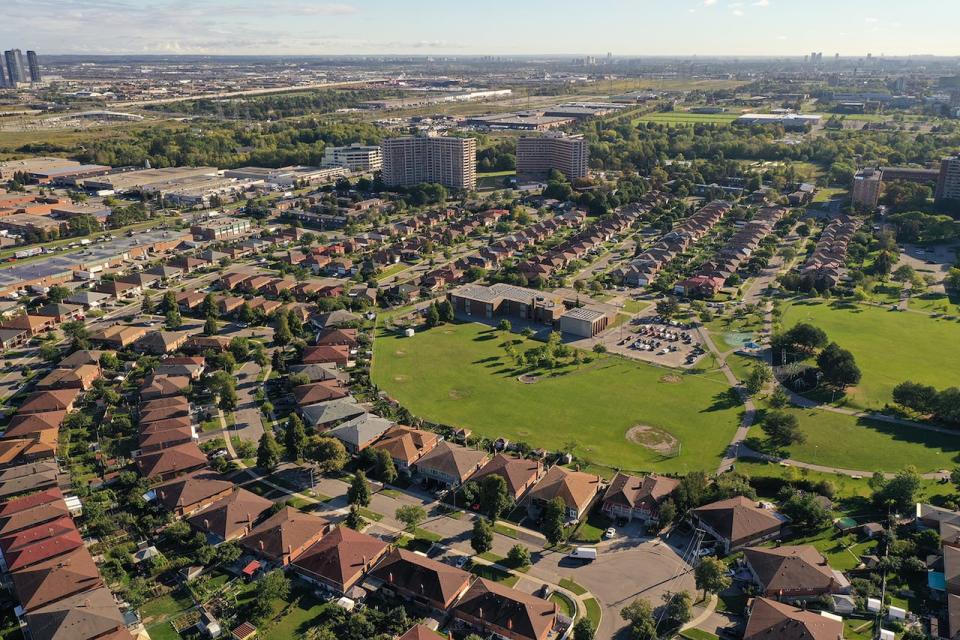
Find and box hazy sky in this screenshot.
[3,0,959,57]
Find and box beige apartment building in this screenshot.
[381,134,476,190]
[517,133,589,180]
[851,168,882,209]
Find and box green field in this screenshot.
[748,406,959,473]
[372,321,742,472]
[781,299,960,409]
[634,111,739,126]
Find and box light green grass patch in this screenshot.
[782,299,960,409]
[748,407,960,473]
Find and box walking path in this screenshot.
[697,324,755,474]
[739,445,949,481]
[682,594,719,633]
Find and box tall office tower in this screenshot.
[0,60,7,88]
[935,154,960,206]
[26,51,40,83]
[380,133,476,190]
[516,133,589,181]
[4,50,26,86]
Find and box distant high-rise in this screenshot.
[851,169,882,210]
[517,133,589,181]
[380,133,476,190]
[0,60,7,88]
[935,154,960,206]
[3,49,26,86]
[26,51,40,83]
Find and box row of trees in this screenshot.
[892,381,960,425]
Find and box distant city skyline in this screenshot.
[3,0,960,57]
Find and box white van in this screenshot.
[568,547,598,562]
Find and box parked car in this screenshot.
[604,527,616,539]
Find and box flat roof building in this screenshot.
[80,166,218,193]
[321,144,383,173]
[852,168,882,209]
[936,154,960,206]
[517,133,589,181]
[381,134,476,190]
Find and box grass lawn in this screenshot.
[747,406,960,472]
[144,622,180,640]
[622,299,651,314]
[493,522,519,538]
[812,187,849,203]
[571,511,612,543]
[706,314,764,352]
[558,577,589,596]
[726,354,763,384]
[550,592,577,618]
[358,507,383,522]
[634,111,739,126]
[909,292,959,314]
[583,597,602,631]
[139,589,193,622]
[843,618,875,640]
[782,526,877,572]
[734,461,874,499]
[680,629,719,640]
[376,262,410,282]
[259,595,332,640]
[372,321,742,473]
[470,562,519,587]
[782,299,960,409]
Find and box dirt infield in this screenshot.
[517,374,539,384]
[659,374,682,384]
[626,425,680,455]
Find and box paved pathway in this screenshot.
[739,445,949,481]
[697,324,755,474]
[683,594,719,633]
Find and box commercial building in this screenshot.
[222,165,347,188]
[517,133,589,181]
[3,50,26,86]
[851,168,882,209]
[381,134,477,190]
[321,144,383,173]
[190,216,251,241]
[0,158,81,182]
[936,154,960,206]
[80,166,218,193]
[26,51,40,83]
[734,113,822,131]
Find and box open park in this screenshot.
[372,320,743,474]
[780,298,960,410]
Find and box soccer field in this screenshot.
[371,321,742,473]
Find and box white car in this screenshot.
[604,527,616,539]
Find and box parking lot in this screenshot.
[587,314,708,368]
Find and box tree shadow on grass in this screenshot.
[704,387,742,412]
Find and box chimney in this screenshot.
[259,540,264,551]
[388,572,394,583]
[287,545,292,557]
[478,607,483,620]
[507,619,513,630]
[203,518,209,529]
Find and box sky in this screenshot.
[3,0,959,57]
